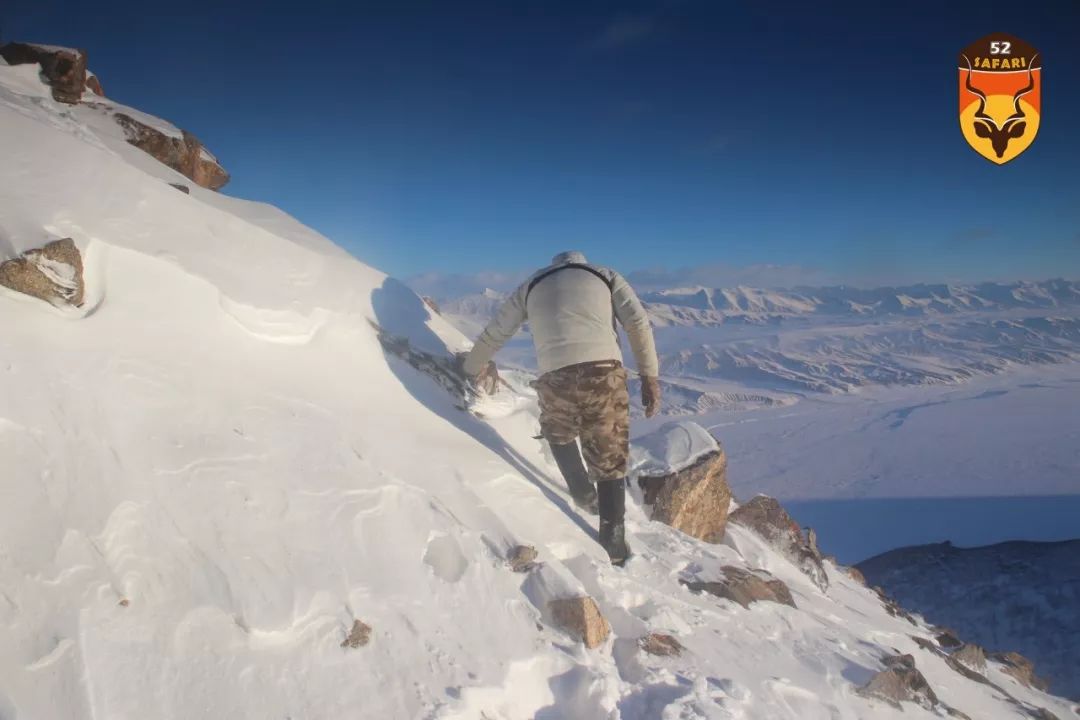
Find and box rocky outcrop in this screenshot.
[683,566,796,609]
[729,495,828,591]
[340,619,372,649]
[549,596,610,649]
[857,654,950,713]
[953,643,988,672]
[0,238,84,307]
[634,423,731,543]
[507,545,538,573]
[0,43,87,103]
[640,633,684,657]
[844,566,867,585]
[85,71,105,97]
[114,113,229,190]
[991,651,1051,692]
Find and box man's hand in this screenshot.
[454,352,500,396]
[472,360,500,395]
[641,376,661,418]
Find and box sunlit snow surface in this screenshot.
[1,60,1077,719]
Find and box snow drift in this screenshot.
[1,52,1076,720]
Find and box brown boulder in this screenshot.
[549,596,610,649]
[114,113,230,191]
[340,619,371,649]
[935,628,964,649]
[0,238,84,307]
[639,633,684,657]
[507,545,538,573]
[637,448,731,543]
[729,495,828,591]
[0,42,87,103]
[683,565,796,609]
[857,654,940,711]
[990,651,1051,692]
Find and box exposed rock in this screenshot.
[0,238,84,307]
[729,495,828,591]
[549,596,610,649]
[169,183,191,194]
[991,651,1051,692]
[640,633,684,657]
[683,566,796,609]
[637,448,731,543]
[85,71,104,97]
[114,113,229,191]
[340,619,372,649]
[936,628,964,649]
[844,566,867,585]
[857,654,940,711]
[953,643,988,672]
[507,545,538,573]
[0,42,87,103]
[872,586,919,626]
[422,296,441,314]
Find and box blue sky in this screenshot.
[6,0,1080,286]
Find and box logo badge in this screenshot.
[959,33,1041,164]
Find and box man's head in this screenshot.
[552,251,587,266]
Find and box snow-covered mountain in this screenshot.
[2,45,1076,720]
[642,281,1080,326]
[432,282,1080,397]
[858,540,1080,702]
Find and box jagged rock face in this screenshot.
[683,566,796,609]
[113,113,230,191]
[729,495,828,591]
[548,596,610,649]
[992,651,1051,693]
[857,654,943,712]
[0,238,84,307]
[0,43,87,103]
[953,643,988,672]
[637,449,731,543]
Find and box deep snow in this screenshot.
[1,58,1077,720]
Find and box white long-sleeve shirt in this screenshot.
[463,253,659,378]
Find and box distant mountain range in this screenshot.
[642,279,1080,326]
[858,539,1080,701]
[431,279,1080,398]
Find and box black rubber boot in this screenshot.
[550,441,598,514]
[597,478,630,566]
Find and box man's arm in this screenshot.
[611,272,659,377]
[462,285,527,377]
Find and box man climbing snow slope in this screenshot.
[461,251,661,565]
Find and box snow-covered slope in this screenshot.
[2,57,1076,720]
[859,540,1080,701]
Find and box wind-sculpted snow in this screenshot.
[2,52,1077,720]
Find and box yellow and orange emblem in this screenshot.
[959,33,1041,164]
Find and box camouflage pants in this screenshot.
[535,361,630,480]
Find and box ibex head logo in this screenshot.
[958,34,1041,165]
[963,53,1038,159]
